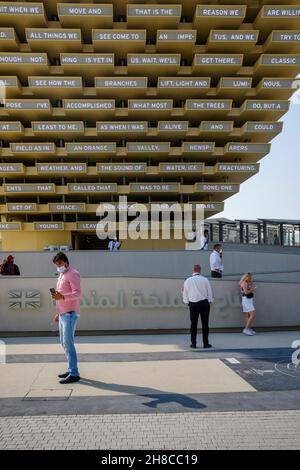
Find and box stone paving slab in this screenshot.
[224,355,300,392]
[1,390,300,418]
[3,332,300,355]
[0,359,256,399]
[24,389,72,401]
[0,364,45,398]
[4,347,294,365]
[1,410,300,449]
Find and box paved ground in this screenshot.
[1,411,300,450]
[0,332,300,449]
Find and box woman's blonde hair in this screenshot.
[239,272,252,285]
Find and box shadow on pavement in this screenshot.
[79,377,206,410]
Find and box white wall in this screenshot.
[1,248,300,280]
[0,277,299,332]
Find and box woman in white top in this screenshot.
[239,272,256,336]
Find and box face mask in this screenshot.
[57,266,66,273]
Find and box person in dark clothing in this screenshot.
[182,264,214,349]
[0,255,20,275]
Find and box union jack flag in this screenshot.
[8,290,41,310]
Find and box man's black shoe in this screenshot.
[203,344,212,349]
[59,375,80,384]
[190,344,197,349]
[58,372,69,379]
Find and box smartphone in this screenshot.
[49,288,56,294]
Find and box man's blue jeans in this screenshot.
[59,312,79,377]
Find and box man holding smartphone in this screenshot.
[51,252,81,384]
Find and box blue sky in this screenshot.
[216,96,300,221]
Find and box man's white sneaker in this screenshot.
[243,328,255,336]
[249,329,256,335]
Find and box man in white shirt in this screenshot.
[182,264,214,349]
[210,243,223,278]
[200,229,209,251]
[113,238,122,251]
[108,238,115,251]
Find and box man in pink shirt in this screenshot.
[51,252,81,384]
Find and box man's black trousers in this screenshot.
[189,299,210,346]
[211,270,222,278]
